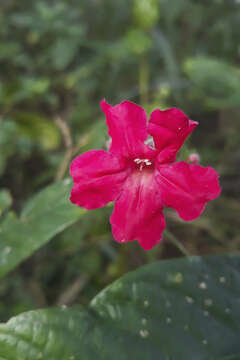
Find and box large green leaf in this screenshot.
[184,57,240,109]
[0,180,84,279]
[0,255,239,359]
[0,189,12,216]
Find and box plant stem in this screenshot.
[139,53,149,106]
[165,230,190,257]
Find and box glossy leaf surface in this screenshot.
[0,180,84,279]
[0,255,239,359]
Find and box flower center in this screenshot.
[134,158,153,171]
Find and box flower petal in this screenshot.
[70,150,128,209]
[156,161,221,221]
[110,169,165,250]
[101,99,152,159]
[148,108,198,163]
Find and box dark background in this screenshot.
[0,0,239,321]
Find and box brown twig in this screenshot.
[56,274,89,306]
[165,230,191,257]
[72,134,90,156]
[54,116,73,181]
[54,115,91,181]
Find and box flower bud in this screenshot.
[188,153,200,164]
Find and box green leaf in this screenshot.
[51,38,80,70]
[14,111,60,150]
[0,255,240,359]
[184,57,240,108]
[0,189,12,216]
[0,180,84,279]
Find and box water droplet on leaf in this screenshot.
[166,317,172,324]
[199,282,207,290]
[185,296,194,304]
[143,300,149,307]
[139,329,149,338]
[219,276,226,283]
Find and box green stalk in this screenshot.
[165,230,190,257]
[139,53,149,106]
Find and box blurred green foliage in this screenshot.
[0,0,240,321]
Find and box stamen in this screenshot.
[134,158,152,170]
[134,158,142,164]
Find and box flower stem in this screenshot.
[165,230,190,257]
[139,53,149,106]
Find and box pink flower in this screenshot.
[188,153,200,164]
[70,100,221,250]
